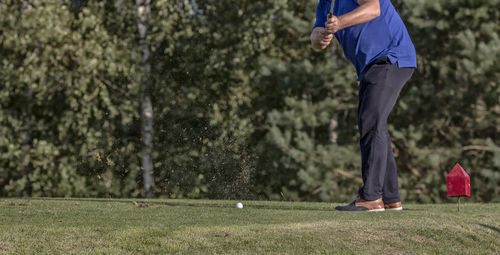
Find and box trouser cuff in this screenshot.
[358,191,382,201]
[383,198,401,204]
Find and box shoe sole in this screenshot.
[385,207,403,211]
[368,208,385,212]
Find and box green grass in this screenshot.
[0,198,499,254]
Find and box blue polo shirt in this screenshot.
[314,0,417,81]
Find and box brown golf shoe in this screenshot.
[335,197,385,212]
[384,201,403,211]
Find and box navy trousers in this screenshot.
[357,57,414,203]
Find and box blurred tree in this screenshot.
[396,0,500,202]
[0,0,498,202]
[0,1,142,197]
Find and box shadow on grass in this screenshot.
[26,197,335,212]
[478,224,500,234]
[19,198,432,212]
[23,198,431,212]
[398,208,425,211]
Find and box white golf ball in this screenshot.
[236,202,243,209]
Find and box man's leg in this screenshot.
[357,60,414,201]
[382,133,400,204]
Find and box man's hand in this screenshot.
[325,13,342,35]
[310,27,334,51]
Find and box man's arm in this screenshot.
[311,0,334,51]
[325,0,380,34]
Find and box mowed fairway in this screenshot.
[0,199,499,254]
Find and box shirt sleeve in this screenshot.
[313,0,332,28]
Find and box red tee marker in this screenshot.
[447,163,470,211]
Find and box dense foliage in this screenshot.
[1,0,499,202]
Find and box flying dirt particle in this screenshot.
[224,232,230,237]
[75,202,80,206]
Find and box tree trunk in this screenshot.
[328,117,338,144]
[328,92,338,144]
[307,93,315,146]
[135,0,155,198]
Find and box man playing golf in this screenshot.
[311,0,416,211]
